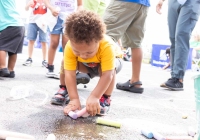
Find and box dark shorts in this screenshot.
[0,26,25,54]
[85,58,123,78]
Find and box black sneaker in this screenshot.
[99,95,111,115]
[165,78,183,91]
[46,64,55,78]
[7,71,15,78]
[51,85,70,105]
[23,58,32,66]
[76,72,90,85]
[0,68,10,77]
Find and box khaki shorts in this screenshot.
[103,0,149,48]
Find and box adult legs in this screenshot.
[104,0,148,93]
[8,54,17,72]
[130,48,142,86]
[0,51,7,69]
[168,0,199,80]
[163,0,199,90]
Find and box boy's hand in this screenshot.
[86,95,101,116]
[63,99,81,115]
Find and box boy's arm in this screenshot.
[65,70,79,100]
[63,70,81,115]
[86,70,114,116]
[90,70,115,99]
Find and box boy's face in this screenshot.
[70,40,99,60]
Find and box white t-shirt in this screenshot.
[27,0,48,23]
[177,0,187,5]
[50,0,77,13]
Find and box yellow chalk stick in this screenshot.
[96,117,121,128]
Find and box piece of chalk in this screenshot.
[76,107,87,117]
[152,131,165,140]
[68,111,78,119]
[141,129,153,139]
[96,117,121,128]
[68,107,90,119]
[187,127,196,137]
[0,130,35,140]
[165,136,193,140]
[46,134,56,140]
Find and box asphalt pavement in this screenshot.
[0,46,199,140]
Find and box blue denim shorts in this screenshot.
[27,23,48,42]
[51,16,64,35]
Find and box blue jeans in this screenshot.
[27,23,47,42]
[168,0,200,79]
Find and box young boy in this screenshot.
[23,0,48,67]
[63,10,123,116]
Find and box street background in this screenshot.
[0,46,198,140]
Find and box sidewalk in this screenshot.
[0,46,198,140]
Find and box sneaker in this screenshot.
[76,72,90,85]
[23,58,32,66]
[46,64,55,78]
[53,72,60,79]
[0,68,10,77]
[99,95,111,115]
[51,85,70,105]
[6,71,15,78]
[165,78,183,91]
[42,60,48,67]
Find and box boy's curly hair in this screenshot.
[64,10,106,44]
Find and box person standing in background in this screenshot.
[157,0,200,90]
[44,0,90,105]
[103,0,150,93]
[23,0,48,67]
[0,0,25,78]
[83,0,107,17]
